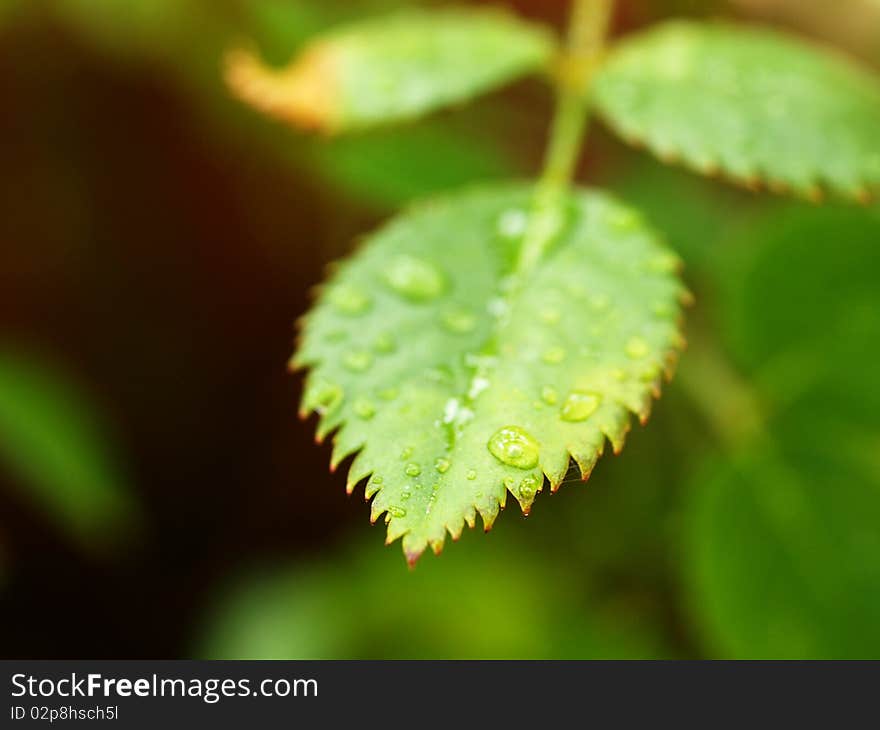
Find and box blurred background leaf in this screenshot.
[0,350,137,547]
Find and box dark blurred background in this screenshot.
[1,0,879,659]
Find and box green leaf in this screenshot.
[0,351,137,545]
[686,444,880,659]
[199,536,671,659]
[294,184,688,564]
[593,21,880,201]
[225,7,557,133]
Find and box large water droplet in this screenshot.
[542,347,566,365]
[405,463,421,477]
[441,307,477,334]
[488,426,540,470]
[625,336,650,360]
[330,285,371,315]
[354,398,376,420]
[343,349,374,372]
[560,391,602,422]
[384,255,445,301]
[434,457,450,474]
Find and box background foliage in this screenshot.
[1,0,878,659]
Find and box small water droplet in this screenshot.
[647,252,681,274]
[466,469,477,480]
[434,457,451,474]
[379,387,399,401]
[487,426,540,470]
[441,307,477,334]
[354,398,376,420]
[560,391,602,422]
[540,307,561,325]
[519,475,539,499]
[400,447,413,460]
[330,285,371,315]
[371,475,383,485]
[310,380,343,413]
[384,255,445,301]
[401,493,411,501]
[625,336,650,360]
[405,463,421,477]
[542,347,566,365]
[652,301,674,318]
[373,333,396,354]
[388,506,407,518]
[496,208,528,239]
[541,385,558,405]
[343,349,373,372]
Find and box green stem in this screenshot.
[516,0,615,276]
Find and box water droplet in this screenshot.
[384,255,445,301]
[608,208,640,231]
[401,493,410,501]
[540,308,561,325]
[560,391,602,422]
[354,398,376,420]
[373,333,396,354]
[405,463,421,477]
[487,426,540,470]
[504,477,516,490]
[388,506,407,518]
[379,387,399,401]
[343,349,373,372]
[590,294,610,311]
[625,336,650,360]
[647,252,681,274]
[441,307,477,334]
[652,301,674,318]
[519,475,539,499]
[466,469,477,480]
[541,385,558,405]
[434,457,450,474]
[400,447,413,460]
[310,380,343,413]
[330,285,371,315]
[497,209,528,239]
[371,475,383,485]
[542,347,566,365]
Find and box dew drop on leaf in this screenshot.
[496,208,528,239]
[560,391,602,422]
[541,385,558,405]
[354,398,376,420]
[311,380,344,413]
[487,426,540,470]
[405,463,422,477]
[400,447,413,460]
[434,457,451,474]
[542,347,567,365]
[388,506,407,518]
[343,350,374,372]
[466,469,477,480]
[519,475,539,498]
[330,285,372,315]
[625,336,650,360]
[384,255,446,301]
[373,333,397,354]
[441,307,477,334]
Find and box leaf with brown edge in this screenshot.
[225,7,557,134]
[293,183,688,565]
[593,21,880,202]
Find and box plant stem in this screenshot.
[516,0,615,276]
